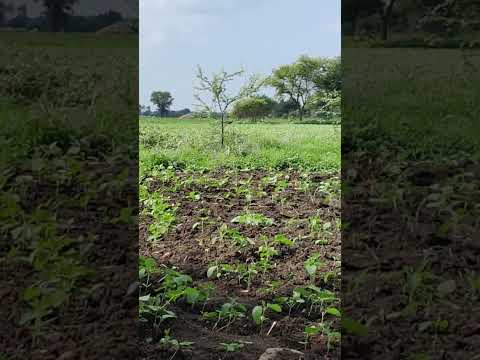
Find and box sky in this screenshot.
[140,0,340,110]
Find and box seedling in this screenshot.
[159,330,194,360]
[252,301,282,332]
[258,236,278,276]
[218,224,253,248]
[303,325,321,350]
[187,191,201,201]
[231,212,273,226]
[203,298,246,330]
[220,342,245,352]
[273,233,295,247]
[235,262,258,290]
[304,253,323,284]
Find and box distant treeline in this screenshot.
[139,97,336,120]
[3,9,126,32]
[139,106,192,118]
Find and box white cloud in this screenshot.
[140,0,260,48]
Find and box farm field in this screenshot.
[139,118,341,359]
[1,33,138,358]
[342,46,480,358]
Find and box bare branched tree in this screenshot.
[194,66,265,147]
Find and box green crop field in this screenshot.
[344,47,480,158]
[140,117,340,173]
[1,32,138,358]
[139,116,341,358]
[343,46,480,358]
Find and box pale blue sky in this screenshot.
[140,0,340,110]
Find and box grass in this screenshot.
[343,46,480,159]
[139,117,340,174]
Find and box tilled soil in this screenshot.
[342,150,480,359]
[139,169,341,360]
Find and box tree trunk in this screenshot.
[221,113,225,147]
[381,0,396,41]
[299,107,304,121]
[381,16,389,41]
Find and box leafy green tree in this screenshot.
[231,96,273,122]
[314,57,341,92]
[268,55,325,121]
[35,0,78,32]
[194,66,265,146]
[150,91,174,117]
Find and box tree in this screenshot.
[35,0,78,32]
[231,96,274,122]
[0,1,13,27]
[381,0,398,41]
[150,91,174,117]
[342,0,398,40]
[342,0,382,37]
[313,57,342,92]
[194,66,265,147]
[268,55,323,121]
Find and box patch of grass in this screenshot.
[139,118,340,172]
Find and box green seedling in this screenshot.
[159,330,194,360]
[303,325,321,350]
[220,342,245,352]
[203,298,246,330]
[258,236,279,276]
[304,253,323,284]
[187,191,201,201]
[273,233,295,247]
[218,224,253,248]
[231,212,273,226]
[252,301,282,332]
[235,262,258,290]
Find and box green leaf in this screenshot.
[305,264,317,277]
[325,307,341,317]
[267,303,282,313]
[274,234,294,246]
[304,326,321,335]
[252,305,264,325]
[185,287,200,304]
[207,266,218,278]
[341,316,369,336]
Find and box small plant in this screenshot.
[252,301,282,332]
[203,298,246,330]
[260,280,282,296]
[235,262,258,290]
[220,342,245,353]
[159,329,194,360]
[144,192,176,242]
[273,233,295,247]
[218,224,253,248]
[187,191,201,201]
[303,325,321,350]
[231,212,273,226]
[304,253,323,283]
[257,236,279,276]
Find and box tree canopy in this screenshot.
[150,91,174,117]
